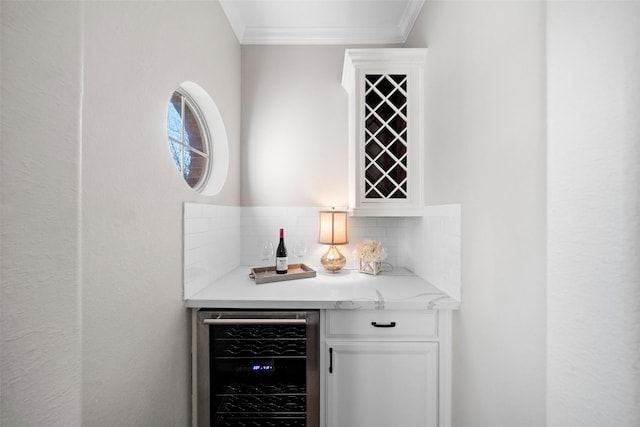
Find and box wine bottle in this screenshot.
[275,228,288,274]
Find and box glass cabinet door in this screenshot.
[343,49,427,217]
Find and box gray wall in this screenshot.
[1,1,241,425]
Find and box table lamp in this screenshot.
[318,208,349,272]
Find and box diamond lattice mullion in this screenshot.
[366,151,386,168]
[365,158,408,201]
[388,75,408,101]
[375,176,401,197]
[388,163,408,182]
[365,163,387,195]
[389,74,408,86]
[387,93,408,121]
[389,140,408,159]
[376,128,399,148]
[371,85,407,119]
[375,76,407,100]
[365,140,384,160]
[363,73,411,200]
[373,75,394,95]
[369,111,405,143]
[369,102,406,137]
[367,74,386,87]
[378,144,402,169]
[365,187,384,199]
[365,91,385,113]
[365,75,387,110]
[364,172,385,198]
[365,114,384,137]
[384,175,407,199]
[376,102,397,123]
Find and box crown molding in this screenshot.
[220,0,425,45]
[240,26,408,45]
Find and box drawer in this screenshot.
[325,310,438,339]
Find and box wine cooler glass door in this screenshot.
[197,311,319,427]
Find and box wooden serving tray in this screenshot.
[249,264,316,284]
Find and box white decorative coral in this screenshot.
[354,240,387,263]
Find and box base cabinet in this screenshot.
[322,309,450,427]
[326,342,438,427]
[192,308,453,427]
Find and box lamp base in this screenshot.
[321,245,346,273]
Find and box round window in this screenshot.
[166,82,228,195]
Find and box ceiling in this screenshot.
[219,0,425,45]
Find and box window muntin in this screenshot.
[167,90,211,191]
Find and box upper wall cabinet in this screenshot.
[342,48,427,217]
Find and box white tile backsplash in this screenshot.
[183,203,241,299]
[240,208,413,270]
[404,204,462,301]
[183,203,461,301]
[241,207,321,267]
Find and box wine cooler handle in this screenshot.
[329,348,333,374]
[203,318,307,325]
[371,321,396,328]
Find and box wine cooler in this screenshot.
[196,310,319,427]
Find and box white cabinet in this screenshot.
[326,341,438,427]
[342,48,428,217]
[322,310,452,427]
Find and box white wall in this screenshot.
[1,1,241,425]
[547,3,640,425]
[80,2,240,424]
[406,2,547,425]
[241,45,354,207]
[1,2,83,425]
[240,7,546,425]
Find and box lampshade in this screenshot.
[318,209,348,245]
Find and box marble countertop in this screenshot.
[185,266,460,310]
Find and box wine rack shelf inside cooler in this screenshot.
[215,414,306,427]
[213,339,307,358]
[218,394,306,413]
[221,325,306,340]
[211,321,310,427]
[214,324,307,358]
[220,383,306,395]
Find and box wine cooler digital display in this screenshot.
[197,311,319,427]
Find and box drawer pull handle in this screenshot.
[371,321,396,328]
[329,348,333,374]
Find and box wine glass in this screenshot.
[260,242,274,267]
[293,239,307,265]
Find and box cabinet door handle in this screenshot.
[371,321,396,328]
[329,348,333,374]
